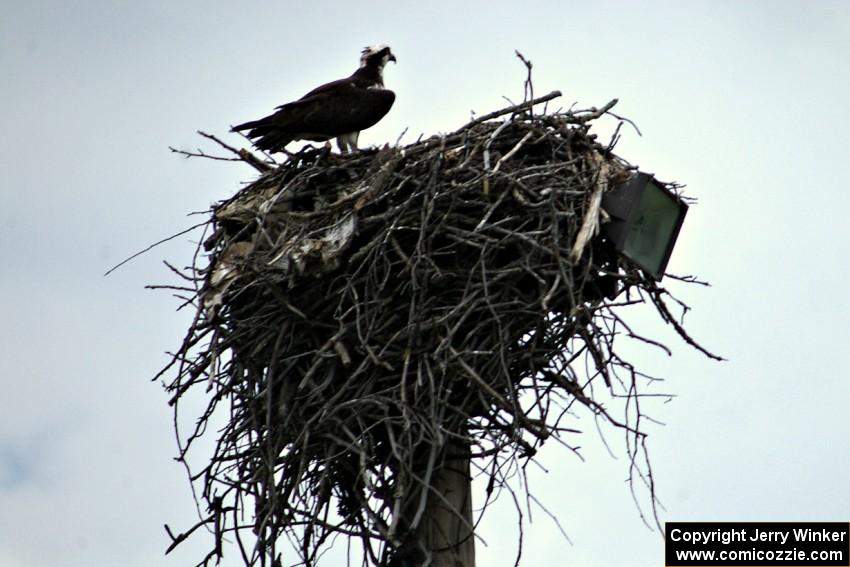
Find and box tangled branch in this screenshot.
[157,93,714,567]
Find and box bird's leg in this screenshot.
[336,133,360,154]
[335,137,348,154]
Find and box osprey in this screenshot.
[232,45,397,154]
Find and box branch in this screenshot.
[104,221,208,276]
[573,99,619,123]
[651,289,726,361]
[514,50,534,104]
[457,90,562,132]
[170,131,274,173]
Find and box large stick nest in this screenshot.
[160,94,711,566]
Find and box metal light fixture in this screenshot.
[601,172,688,280]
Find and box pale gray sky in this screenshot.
[1,2,848,566]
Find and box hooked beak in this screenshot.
[388,53,397,63]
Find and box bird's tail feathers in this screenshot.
[231,119,262,132]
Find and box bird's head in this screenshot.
[360,44,397,69]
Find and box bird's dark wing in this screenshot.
[301,85,394,135]
[296,77,361,100]
[232,83,395,153]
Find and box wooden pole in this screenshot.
[390,431,475,567]
[424,434,475,567]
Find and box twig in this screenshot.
[198,130,274,173]
[457,91,562,132]
[104,221,208,276]
[607,110,642,137]
[170,130,274,173]
[514,50,534,104]
[169,146,242,162]
[569,157,609,261]
[493,131,533,173]
[573,99,619,123]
